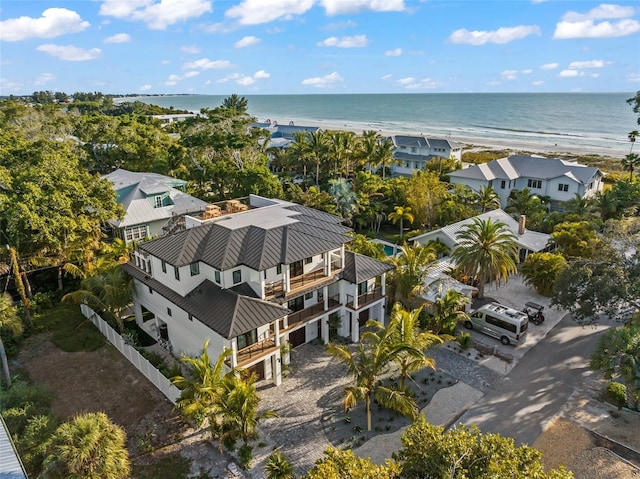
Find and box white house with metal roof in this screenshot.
[104,169,208,243]
[390,135,463,177]
[125,195,392,385]
[447,155,604,212]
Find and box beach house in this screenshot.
[390,135,463,177]
[124,195,392,385]
[104,169,208,243]
[252,120,322,149]
[447,155,604,211]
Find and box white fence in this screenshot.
[80,304,181,404]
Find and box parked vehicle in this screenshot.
[523,301,545,325]
[464,302,529,345]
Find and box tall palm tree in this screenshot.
[41,412,130,479]
[505,187,546,217]
[289,131,312,177]
[62,266,133,332]
[563,193,597,217]
[477,185,502,213]
[387,303,444,389]
[306,130,328,186]
[628,130,639,153]
[356,130,381,172]
[520,252,568,296]
[172,342,233,434]
[328,178,359,225]
[590,325,640,409]
[372,137,395,179]
[621,153,640,182]
[0,293,22,388]
[451,218,520,299]
[327,319,420,431]
[327,130,356,178]
[388,205,414,239]
[388,243,438,308]
[222,94,248,113]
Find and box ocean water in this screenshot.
[128,93,638,157]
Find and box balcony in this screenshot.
[285,297,340,330]
[346,286,384,310]
[235,337,278,368]
[264,266,342,300]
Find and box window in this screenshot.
[589,182,593,189]
[154,195,163,208]
[276,264,282,275]
[174,266,180,281]
[233,270,242,284]
[148,286,153,294]
[161,260,166,273]
[167,307,172,317]
[237,330,258,350]
[500,180,506,189]
[411,147,417,153]
[188,314,193,321]
[317,289,324,303]
[405,161,410,168]
[190,262,200,276]
[305,257,313,264]
[558,183,569,192]
[358,282,368,295]
[124,225,147,242]
[485,314,517,333]
[305,292,313,300]
[146,260,151,273]
[527,179,542,189]
[214,270,221,284]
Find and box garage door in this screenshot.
[289,327,306,348]
[245,360,265,380]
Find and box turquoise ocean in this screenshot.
[129,93,637,158]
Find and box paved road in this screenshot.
[455,314,614,446]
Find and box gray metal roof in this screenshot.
[411,209,551,253]
[390,135,461,150]
[139,204,353,271]
[448,155,602,185]
[394,151,441,162]
[341,251,394,284]
[104,169,207,228]
[124,263,289,339]
[0,416,27,479]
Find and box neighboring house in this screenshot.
[253,120,322,149]
[104,169,208,243]
[390,135,463,177]
[0,416,27,479]
[420,257,477,312]
[411,209,551,263]
[124,195,392,385]
[152,113,199,125]
[447,155,604,211]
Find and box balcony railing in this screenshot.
[286,297,340,329]
[347,286,384,310]
[235,337,278,367]
[265,267,342,300]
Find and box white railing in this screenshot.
[80,304,181,404]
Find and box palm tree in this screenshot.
[217,372,278,450]
[62,266,132,332]
[372,137,395,179]
[356,130,380,173]
[388,205,414,239]
[306,130,328,186]
[327,130,356,177]
[520,252,568,296]
[505,188,546,217]
[629,130,639,153]
[172,342,233,434]
[430,288,470,335]
[477,185,501,213]
[451,218,520,299]
[563,193,597,217]
[590,325,640,409]
[328,178,359,225]
[41,412,130,479]
[621,153,640,182]
[387,303,444,389]
[388,243,438,308]
[0,293,22,388]
[264,449,295,479]
[327,320,420,431]
[8,246,31,326]
[222,94,248,113]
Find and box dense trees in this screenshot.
[520,252,568,296]
[0,293,22,387]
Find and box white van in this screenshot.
[464,302,528,346]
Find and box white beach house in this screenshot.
[447,155,604,212]
[124,195,392,385]
[390,135,463,177]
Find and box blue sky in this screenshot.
[1,1,639,95]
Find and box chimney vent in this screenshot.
[518,215,526,235]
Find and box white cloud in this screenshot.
[220,70,270,86]
[165,70,200,85]
[0,8,89,42]
[397,76,443,89]
[301,71,344,88]
[568,59,606,69]
[225,0,314,25]
[254,70,270,79]
[449,25,541,45]
[0,78,23,94]
[522,69,533,74]
[397,77,415,85]
[322,20,357,31]
[320,0,405,15]
[317,35,368,48]
[541,62,559,70]
[501,70,519,80]
[532,80,545,86]
[181,45,201,54]
[100,0,212,30]
[183,58,233,70]
[34,73,55,86]
[235,36,260,48]
[628,73,640,83]
[37,44,101,61]
[559,69,581,77]
[381,74,393,80]
[385,48,402,57]
[104,33,131,44]
[140,84,152,91]
[553,4,640,39]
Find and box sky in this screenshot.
[1,0,639,96]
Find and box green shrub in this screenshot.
[606,382,627,409]
[457,332,473,350]
[238,444,253,468]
